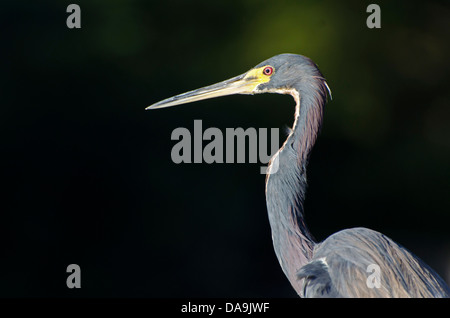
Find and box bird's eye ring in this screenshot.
[263,66,274,76]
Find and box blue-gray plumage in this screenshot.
[298,228,449,297]
[147,54,450,298]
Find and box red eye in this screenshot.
[263,66,274,76]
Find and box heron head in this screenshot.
[146,53,329,110]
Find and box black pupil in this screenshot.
[265,68,271,74]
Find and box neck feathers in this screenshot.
[292,77,329,164]
[265,75,329,296]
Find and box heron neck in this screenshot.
[265,83,325,296]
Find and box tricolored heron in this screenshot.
[147,54,450,297]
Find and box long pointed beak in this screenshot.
[146,71,264,110]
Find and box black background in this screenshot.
[1,0,449,297]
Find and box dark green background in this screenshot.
[1,0,449,297]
